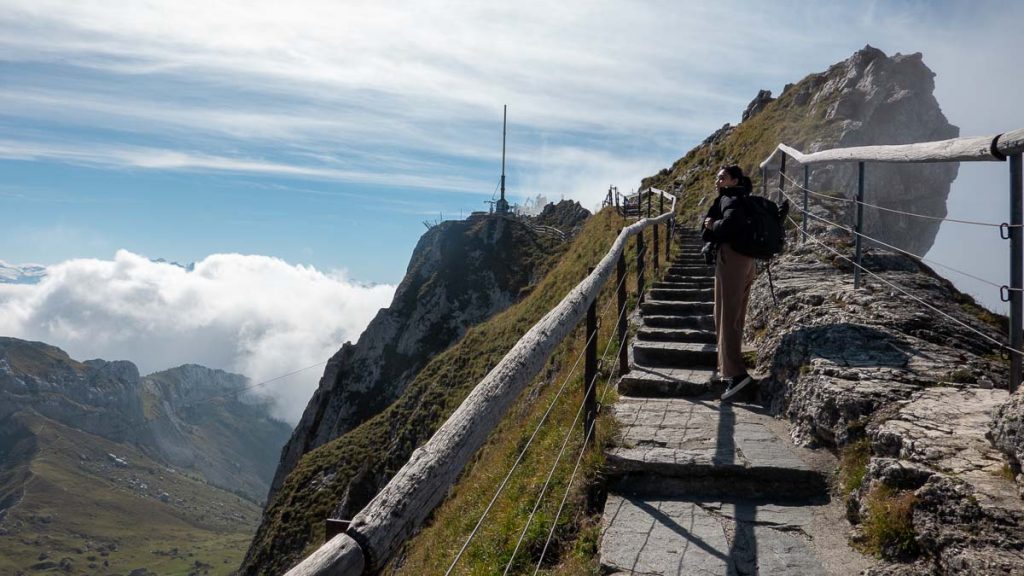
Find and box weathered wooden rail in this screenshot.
[286,195,675,575]
[759,127,1024,391]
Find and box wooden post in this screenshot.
[646,190,652,218]
[1010,153,1023,392]
[802,165,809,243]
[584,267,598,442]
[761,166,767,196]
[637,232,646,304]
[617,251,628,376]
[854,162,865,289]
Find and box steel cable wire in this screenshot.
[784,213,1023,358]
[777,186,1018,292]
[779,171,1022,228]
[446,251,636,575]
[534,332,625,575]
[503,290,630,574]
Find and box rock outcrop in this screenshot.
[744,236,1022,573]
[644,45,959,257]
[267,210,585,502]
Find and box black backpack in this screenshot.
[731,195,789,260]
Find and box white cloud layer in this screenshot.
[0,251,395,424]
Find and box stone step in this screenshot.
[600,494,829,575]
[667,268,713,278]
[637,326,716,344]
[632,340,717,368]
[640,300,714,316]
[606,398,825,495]
[664,273,713,283]
[642,314,715,330]
[618,366,717,397]
[648,287,713,302]
[653,279,714,290]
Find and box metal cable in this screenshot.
[777,188,1014,291]
[786,213,1023,358]
[534,331,625,575]
[779,171,1022,228]
[503,288,629,574]
[447,255,634,574]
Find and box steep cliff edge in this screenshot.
[241,207,615,576]
[268,208,586,502]
[644,45,958,256]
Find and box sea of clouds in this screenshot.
[0,250,395,424]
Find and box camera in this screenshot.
[701,242,717,266]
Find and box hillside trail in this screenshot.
[598,227,876,575]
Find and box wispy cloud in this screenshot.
[0,251,396,423]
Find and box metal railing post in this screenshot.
[617,252,628,376]
[653,214,660,273]
[584,267,598,442]
[1010,153,1023,392]
[802,165,809,243]
[637,232,646,304]
[661,193,669,261]
[854,162,865,289]
[777,152,787,202]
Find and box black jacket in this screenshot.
[702,186,750,245]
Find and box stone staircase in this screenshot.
[599,228,867,575]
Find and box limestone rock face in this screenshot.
[267,212,583,501]
[989,388,1024,495]
[746,236,1021,572]
[741,89,775,122]
[798,45,960,256]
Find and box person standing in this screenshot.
[702,165,756,400]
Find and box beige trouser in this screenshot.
[714,243,755,378]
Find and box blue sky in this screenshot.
[1,1,1022,419]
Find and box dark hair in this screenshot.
[721,165,753,193]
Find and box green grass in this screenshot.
[244,208,650,575]
[861,485,918,559]
[0,413,260,575]
[839,439,871,497]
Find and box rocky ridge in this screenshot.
[0,337,290,501]
[745,236,1022,574]
[267,208,587,502]
[644,45,959,256]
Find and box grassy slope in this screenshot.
[640,70,843,227]
[248,208,660,575]
[388,212,653,575]
[0,412,260,575]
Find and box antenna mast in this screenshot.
[496,105,510,215]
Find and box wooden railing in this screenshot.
[759,127,1024,391]
[286,196,676,575]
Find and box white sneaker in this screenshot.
[721,374,753,400]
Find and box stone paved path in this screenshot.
[599,228,870,575]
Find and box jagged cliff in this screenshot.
[644,45,959,256]
[244,205,590,574]
[268,206,587,501]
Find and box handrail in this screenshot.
[286,207,675,576]
[759,127,1024,169]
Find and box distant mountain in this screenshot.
[0,337,291,500]
[0,337,293,573]
[0,260,46,284]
